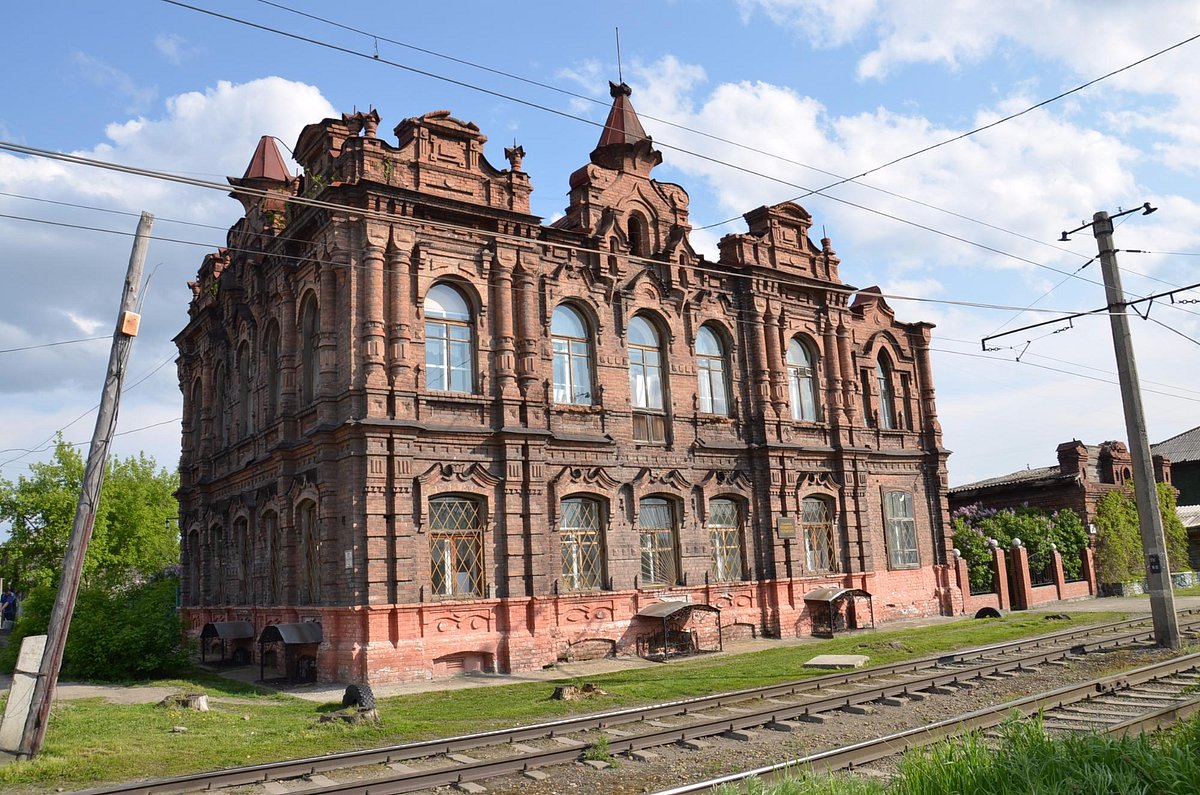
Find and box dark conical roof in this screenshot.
[595,81,648,149]
[242,135,292,182]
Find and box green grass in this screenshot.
[0,611,1126,791]
[722,713,1200,794]
[1133,583,1200,598]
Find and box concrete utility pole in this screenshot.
[1092,209,1181,649]
[16,212,154,758]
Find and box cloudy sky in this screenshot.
[1,0,1198,497]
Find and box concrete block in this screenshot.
[722,728,756,741]
[766,720,796,732]
[509,743,540,754]
[877,696,907,707]
[388,762,419,774]
[798,712,828,724]
[447,753,479,764]
[523,770,549,781]
[841,704,876,716]
[580,759,611,770]
[453,782,487,794]
[628,749,660,762]
[678,738,711,751]
[552,737,585,747]
[804,654,869,669]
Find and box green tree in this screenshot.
[1094,483,1189,584]
[0,437,179,591]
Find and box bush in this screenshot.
[0,575,190,681]
[951,504,1088,591]
[1095,483,1190,583]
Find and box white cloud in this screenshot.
[72,52,157,113]
[64,311,104,335]
[154,33,199,66]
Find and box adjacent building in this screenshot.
[176,84,954,683]
[1153,426,1200,506]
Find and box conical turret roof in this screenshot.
[595,81,648,149]
[241,135,292,182]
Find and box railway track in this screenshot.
[77,612,1200,795]
[652,651,1200,794]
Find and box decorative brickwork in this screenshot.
[176,87,953,683]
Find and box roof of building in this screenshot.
[1178,504,1200,528]
[242,135,292,182]
[595,81,648,149]
[1153,426,1200,464]
[949,464,1070,494]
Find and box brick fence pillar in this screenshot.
[1008,541,1032,611]
[1051,548,1066,600]
[954,552,971,614]
[1081,547,1097,595]
[990,541,1010,610]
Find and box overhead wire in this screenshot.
[0,336,109,355]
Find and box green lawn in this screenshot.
[0,611,1128,791]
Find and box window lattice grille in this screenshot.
[801,497,839,574]
[639,500,678,586]
[560,498,604,591]
[707,499,743,582]
[430,498,484,597]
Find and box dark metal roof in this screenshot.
[258,622,322,645]
[242,135,292,182]
[636,601,719,619]
[949,465,1067,494]
[200,621,255,640]
[1178,505,1200,528]
[1154,426,1200,464]
[803,587,872,603]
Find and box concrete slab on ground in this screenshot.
[804,654,869,669]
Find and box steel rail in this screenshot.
[74,612,1200,795]
[648,652,1200,795]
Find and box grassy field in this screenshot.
[0,611,1128,791]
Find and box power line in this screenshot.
[0,336,108,355]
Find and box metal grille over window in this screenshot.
[430,497,484,597]
[707,498,743,581]
[884,490,919,568]
[560,498,604,591]
[639,498,678,586]
[801,497,839,573]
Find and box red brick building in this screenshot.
[948,439,1173,528]
[176,85,955,684]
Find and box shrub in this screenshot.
[0,574,190,681]
[1095,483,1190,583]
[951,504,1087,591]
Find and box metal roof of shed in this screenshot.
[199,621,255,640]
[258,622,323,645]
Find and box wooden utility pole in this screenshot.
[16,212,154,758]
[1092,209,1181,649]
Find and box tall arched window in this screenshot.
[297,501,320,604]
[801,497,839,574]
[551,305,593,405]
[707,498,743,582]
[429,496,484,597]
[299,294,319,404]
[628,315,667,443]
[262,510,282,606]
[263,321,281,420]
[627,211,650,257]
[237,341,253,438]
[189,378,203,456]
[208,524,225,605]
[213,363,227,450]
[787,338,819,421]
[425,283,474,393]
[638,497,678,586]
[560,497,604,591]
[696,326,730,416]
[876,354,896,430]
[232,516,249,604]
[186,528,201,605]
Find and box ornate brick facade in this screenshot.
[176,86,954,684]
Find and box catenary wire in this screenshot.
[0,336,108,355]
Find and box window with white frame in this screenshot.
[884,490,919,568]
[551,305,594,405]
[424,283,474,393]
[696,326,730,415]
[707,498,743,582]
[638,497,678,586]
[876,356,896,429]
[629,315,667,443]
[429,497,484,597]
[560,497,604,591]
[787,338,819,421]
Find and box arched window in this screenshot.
[628,315,667,443]
[551,305,593,405]
[560,497,604,591]
[237,341,253,438]
[189,378,203,456]
[638,497,678,586]
[429,496,484,597]
[787,339,819,421]
[696,326,730,416]
[628,211,650,257]
[297,500,320,604]
[208,524,225,605]
[262,510,282,606]
[801,497,839,574]
[876,354,896,430]
[707,498,743,582]
[186,528,201,605]
[213,363,227,450]
[263,321,280,420]
[425,283,474,393]
[232,516,249,604]
[299,294,319,404]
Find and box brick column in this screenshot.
[1008,540,1032,610]
[990,540,1010,610]
[1081,547,1097,595]
[954,551,971,614]
[1051,547,1066,600]
[360,243,387,392]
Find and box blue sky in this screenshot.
[1,0,1199,496]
